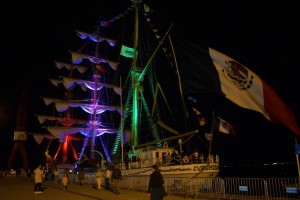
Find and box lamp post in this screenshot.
[91,150,104,169]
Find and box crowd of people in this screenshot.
[27,162,166,199]
[28,163,121,194]
[32,164,72,193]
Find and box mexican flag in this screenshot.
[173,38,300,136]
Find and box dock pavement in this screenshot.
[0,175,203,200]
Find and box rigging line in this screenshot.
[151,82,183,134]
[151,83,174,117]
[168,35,191,131]
[181,135,195,144]
[135,130,198,148]
[168,35,197,132]
[122,168,153,179]
[196,134,210,150]
[184,162,212,186]
[137,23,174,82]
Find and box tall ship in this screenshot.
[106,1,220,178]
[31,1,222,179]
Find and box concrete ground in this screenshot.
[0,175,197,200]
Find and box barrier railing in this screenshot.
[67,173,300,199]
[266,178,299,199]
[223,178,266,199]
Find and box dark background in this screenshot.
[1,1,299,177]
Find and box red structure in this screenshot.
[7,77,29,170]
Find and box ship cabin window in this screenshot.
[156,152,159,158]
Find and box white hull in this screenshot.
[118,162,219,191]
[121,146,219,178]
[121,162,219,178]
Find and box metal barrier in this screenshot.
[266,178,300,199]
[223,178,266,199]
[193,177,225,199]
[222,177,300,200]
[69,173,97,185]
[166,177,191,196]
[120,176,149,192]
[66,173,300,199]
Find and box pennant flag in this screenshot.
[213,117,235,135]
[173,38,300,136]
[100,21,110,27]
[120,45,136,58]
[188,96,207,126]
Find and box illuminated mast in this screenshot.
[131,0,139,149]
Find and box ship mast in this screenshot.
[90,26,101,160]
[131,2,174,151]
[131,0,139,150]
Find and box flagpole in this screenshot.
[120,76,124,169]
[209,110,215,156]
[209,131,212,155]
[295,138,300,184]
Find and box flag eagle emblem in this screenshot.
[222,60,254,90]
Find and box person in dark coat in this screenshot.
[148,165,165,200]
[111,164,122,194]
[78,168,85,185]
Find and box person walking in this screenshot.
[95,168,103,191]
[78,168,85,185]
[53,168,59,184]
[105,166,111,190]
[34,164,44,194]
[111,164,122,194]
[27,168,32,182]
[148,165,165,200]
[62,168,69,190]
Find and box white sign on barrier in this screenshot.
[239,186,248,192]
[286,187,297,194]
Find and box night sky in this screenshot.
[1,1,300,177]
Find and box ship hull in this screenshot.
[121,163,219,177]
[118,163,219,191]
